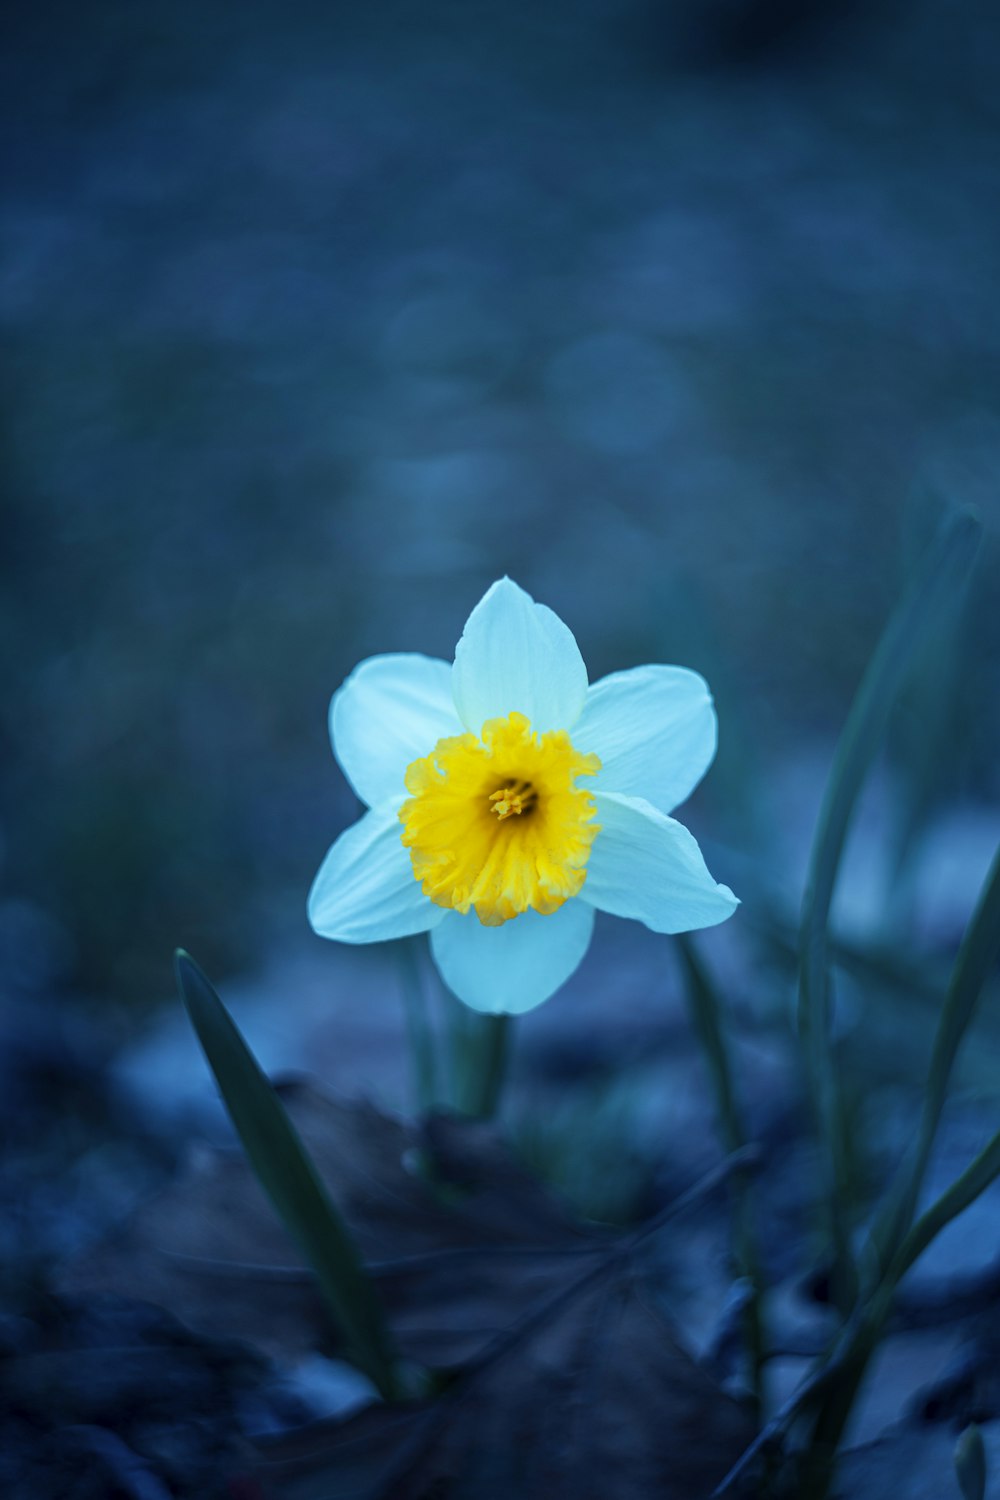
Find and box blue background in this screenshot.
[2,0,999,1003]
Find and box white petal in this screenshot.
[430,901,595,1014]
[308,809,444,943]
[331,654,463,808]
[582,792,738,934]
[575,665,718,815]
[451,578,588,735]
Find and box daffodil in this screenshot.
[309,579,738,1013]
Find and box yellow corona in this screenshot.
[399,711,601,926]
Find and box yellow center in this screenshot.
[399,711,601,927]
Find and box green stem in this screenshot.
[397,938,439,1113]
[800,1120,1000,1498]
[676,934,766,1422]
[797,509,980,1319]
[454,1011,512,1119]
[870,842,1000,1276]
[176,951,401,1400]
[797,1279,895,1499]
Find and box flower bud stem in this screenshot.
[453,1011,512,1120]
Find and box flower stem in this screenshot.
[397,938,439,1114]
[676,934,766,1423]
[453,1011,512,1119]
[797,508,981,1321]
[176,951,402,1400]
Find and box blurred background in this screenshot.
[2,3,1000,1489]
[3,0,999,1015]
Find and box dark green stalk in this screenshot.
[790,834,1000,1500]
[797,509,980,1318]
[870,843,1000,1275]
[453,1010,512,1120]
[676,934,765,1421]
[800,1121,1000,1499]
[175,950,401,1399]
[954,1424,987,1500]
[397,937,439,1113]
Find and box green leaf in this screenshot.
[888,1122,1000,1290]
[786,1112,1000,1500]
[955,1424,987,1500]
[174,949,400,1399]
[675,935,746,1158]
[871,843,1000,1272]
[397,938,439,1113]
[450,1003,511,1120]
[675,934,764,1421]
[797,508,981,1313]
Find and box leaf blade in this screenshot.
[675,934,765,1419]
[174,949,400,1399]
[888,1123,1000,1290]
[797,508,981,1311]
[871,842,1000,1270]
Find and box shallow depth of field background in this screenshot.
[5,13,1000,1493]
[2,0,999,1024]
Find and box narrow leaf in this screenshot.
[888,1123,1000,1289]
[397,938,439,1113]
[676,935,746,1157]
[451,1007,511,1120]
[797,508,981,1311]
[872,843,1000,1270]
[174,949,400,1399]
[955,1424,987,1500]
[786,1116,1000,1500]
[676,935,764,1417]
[799,507,981,1037]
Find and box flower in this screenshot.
[308,578,738,1014]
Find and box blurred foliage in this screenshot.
[1,0,999,1002]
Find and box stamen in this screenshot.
[399,712,601,925]
[489,779,537,820]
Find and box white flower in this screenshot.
[309,578,738,1014]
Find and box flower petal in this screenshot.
[331,653,463,808]
[581,792,738,934]
[451,578,588,735]
[575,665,718,814]
[430,901,595,1014]
[308,809,444,943]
